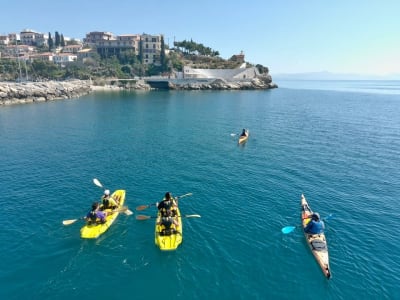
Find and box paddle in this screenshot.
[136,214,201,220]
[62,206,131,226]
[281,214,334,234]
[135,193,193,211]
[93,178,133,215]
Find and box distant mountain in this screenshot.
[273,71,400,80]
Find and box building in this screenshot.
[20,29,47,46]
[84,31,141,58]
[62,44,83,54]
[29,52,54,62]
[0,35,10,46]
[182,65,260,80]
[84,31,115,45]
[53,53,77,65]
[96,34,140,57]
[141,33,162,65]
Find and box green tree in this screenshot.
[138,37,143,63]
[55,31,60,47]
[60,34,65,47]
[48,32,54,51]
[160,35,167,72]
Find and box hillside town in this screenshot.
[0,29,277,105]
[0,30,162,67]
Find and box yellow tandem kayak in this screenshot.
[154,206,182,251]
[80,189,126,239]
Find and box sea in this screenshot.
[0,80,399,300]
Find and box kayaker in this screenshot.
[240,128,248,137]
[304,213,325,234]
[101,189,119,210]
[85,202,107,224]
[157,192,178,217]
[158,210,179,235]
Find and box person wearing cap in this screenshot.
[101,189,119,210]
[85,202,107,224]
[304,212,325,234]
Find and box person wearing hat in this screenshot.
[85,202,107,224]
[304,212,325,234]
[101,189,119,210]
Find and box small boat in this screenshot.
[80,189,126,239]
[155,206,182,251]
[301,194,331,279]
[238,129,249,144]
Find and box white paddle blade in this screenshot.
[124,209,134,216]
[93,178,103,188]
[178,193,193,199]
[63,219,78,225]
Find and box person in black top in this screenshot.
[157,192,177,217]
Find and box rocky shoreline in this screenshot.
[0,77,278,106]
[0,80,92,106]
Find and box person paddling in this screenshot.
[101,189,119,210]
[157,192,178,217]
[240,128,248,137]
[304,213,325,234]
[85,202,107,224]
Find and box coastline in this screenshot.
[0,78,278,106]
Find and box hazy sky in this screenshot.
[2,0,399,75]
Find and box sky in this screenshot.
[1,0,399,76]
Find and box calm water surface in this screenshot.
[0,80,399,299]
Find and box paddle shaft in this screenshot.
[135,193,193,211]
[281,214,334,234]
[136,214,201,220]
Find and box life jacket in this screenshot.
[102,195,115,209]
[89,210,97,220]
[161,216,173,229]
[159,200,173,217]
[87,210,98,224]
[160,216,177,236]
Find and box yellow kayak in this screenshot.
[155,206,182,251]
[80,189,126,239]
[238,130,249,144]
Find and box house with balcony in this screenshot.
[84,31,115,45]
[62,44,83,54]
[96,34,140,57]
[29,52,54,62]
[53,53,77,65]
[3,44,35,58]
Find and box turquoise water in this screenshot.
[1,81,399,299]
